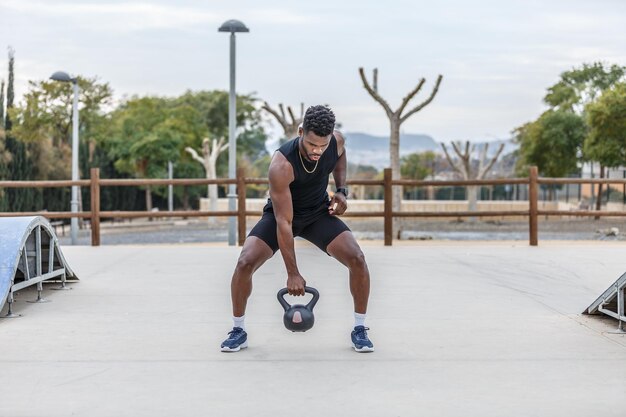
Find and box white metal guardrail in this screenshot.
[0,216,78,317]
[585,271,626,333]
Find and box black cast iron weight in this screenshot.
[277,286,319,332]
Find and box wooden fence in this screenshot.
[2,166,626,246]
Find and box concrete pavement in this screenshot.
[1,240,626,417]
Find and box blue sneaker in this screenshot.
[220,327,248,352]
[351,326,374,352]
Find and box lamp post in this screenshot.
[218,19,249,246]
[50,71,80,245]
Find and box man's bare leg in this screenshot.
[326,231,370,314]
[327,230,374,352]
[221,236,273,352]
[231,236,274,316]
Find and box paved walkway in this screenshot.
[1,241,626,417]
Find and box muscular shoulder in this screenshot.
[334,130,346,156]
[268,151,294,188]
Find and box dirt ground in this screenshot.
[56,215,626,245]
[348,216,626,241]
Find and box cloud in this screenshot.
[2,0,220,31]
[1,0,313,32]
[4,0,625,143]
[536,12,612,32]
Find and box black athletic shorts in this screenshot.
[248,201,351,254]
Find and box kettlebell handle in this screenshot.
[277,286,319,311]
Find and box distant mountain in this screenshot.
[265,132,518,170]
[344,132,439,169]
[344,132,518,170]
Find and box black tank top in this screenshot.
[266,135,339,217]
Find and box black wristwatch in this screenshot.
[336,187,349,198]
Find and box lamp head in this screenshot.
[50,71,76,83]
[218,19,249,33]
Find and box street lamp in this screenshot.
[218,19,249,246]
[50,71,80,245]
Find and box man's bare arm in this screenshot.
[330,130,348,215]
[268,152,306,295]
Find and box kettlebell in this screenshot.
[277,286,319,332]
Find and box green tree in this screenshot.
[585,83,626,214]
[173,90,268,198]
[0,79,5,125]
[5,47,14,131]
[2,46,40,211]
[173,90,259,138]
[12,78,113,148]
[108,96,188,210]
[237,126,269,162]
[513,62,624,208]
[6,76,114,212]
[0,79,9,202]
[544,62,626,209]
[106,91,268,212]
[585,83,626,165]
[0,128,12,205]
[515,110,586,180]
[401,151,436,180]
[401,151,437,200]
[545,62,625,113]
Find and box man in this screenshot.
[220,105,373,353]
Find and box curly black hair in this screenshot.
[302,105,335,137]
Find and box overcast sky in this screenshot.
[1,0,625,143]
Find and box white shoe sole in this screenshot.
[221,341,248,352]
[353,344,375,353]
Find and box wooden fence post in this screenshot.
[384,168,393,246]
[237,168,246,246]
[90,168,101,246]
[529,166,538,246]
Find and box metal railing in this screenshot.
[3,166,626,246]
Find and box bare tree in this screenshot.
[0,79,5,125]
[358,68,443,213]
[262,102,304,140]
[441,141,505,216]
[185,137,228,222]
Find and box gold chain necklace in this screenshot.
[298,145,319,174]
